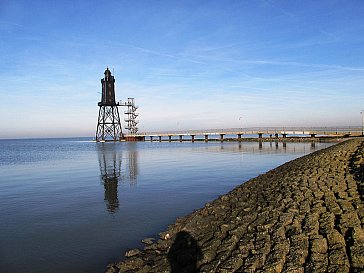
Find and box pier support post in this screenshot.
[283,142,287,149]
[259,141,263,150]
[220,134,224,142]
[158,136,162,142]
[282,134,287,138]
[191,135,195,142]
[150,136,153,141]
[275,133,279,138]
[168,135,172,142]
[237,134,242,141]
[204,135,208,142]
[179,135,183,142]
[310,134,316,138]
[258,133,263,139]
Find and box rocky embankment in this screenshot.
[107,138,364,273]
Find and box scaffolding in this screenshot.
[120,98,139,134]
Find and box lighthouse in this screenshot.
[95,68,123,142]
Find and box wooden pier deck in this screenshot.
[126,126,362,141]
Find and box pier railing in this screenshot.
[131,126,362,137]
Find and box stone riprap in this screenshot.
[106,139,364,273]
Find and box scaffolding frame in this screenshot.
[120,98,139,135]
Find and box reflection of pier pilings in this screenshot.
[124,143,138,185]
[97,142,139,214]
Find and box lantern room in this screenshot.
[98,67,117,106]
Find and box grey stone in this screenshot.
[125,248,141,257]
[141,237,155,245]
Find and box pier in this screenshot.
[126,126,362,142]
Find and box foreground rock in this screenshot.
[106,139,364,273]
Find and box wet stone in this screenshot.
[142,238,155,245]
[125,249,142,257]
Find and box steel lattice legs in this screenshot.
[96,106,123,141]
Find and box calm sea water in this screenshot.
[0,138,333,273]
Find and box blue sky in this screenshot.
[0,0,363,138]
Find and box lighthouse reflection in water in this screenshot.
[97,142,138,213]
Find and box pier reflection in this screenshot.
[97,143,139,214]
[213,141,326,154]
